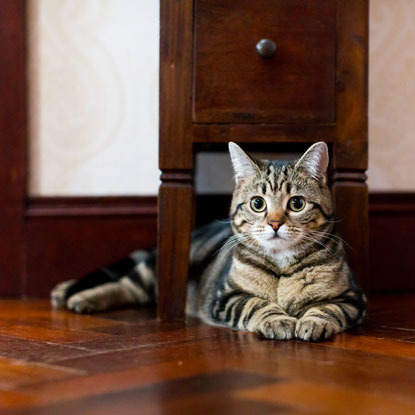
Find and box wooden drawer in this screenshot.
[193,0,336,124]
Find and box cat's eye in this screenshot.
[288,196,306,212]
[250,197,267,213]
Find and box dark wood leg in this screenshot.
[157,170,193,321]
[331,170,369,289]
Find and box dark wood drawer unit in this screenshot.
[159,0,368,321]
[194,0,336,124]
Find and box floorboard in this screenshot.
[0,295,413,414]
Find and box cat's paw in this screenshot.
[67,293,99,314]
[50,279,76,309]
[256,316,297,340]
[295,316,338,342]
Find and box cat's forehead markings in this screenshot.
[267,178,275,194]
[258,182,267,195]
[262,162,281,194]
[267,171,277,193]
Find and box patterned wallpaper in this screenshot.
[368,0,415,191]
[28,0,415,195]
[28,0,159,195]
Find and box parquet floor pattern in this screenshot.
[0,294,413,414]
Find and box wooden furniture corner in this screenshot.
[158,0,368,321]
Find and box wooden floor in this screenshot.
[0,295,413,414]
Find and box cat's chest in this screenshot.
[276,267,341,315]
[229,258,280,301]
[267,251,316,308]
[276,272,313,311]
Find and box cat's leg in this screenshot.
[212,291,297,340]
[50,250,157,313]
[295,295,367,341]
[67,275,154,314]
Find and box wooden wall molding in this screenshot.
[23,196,157,296]
[369,192,415,213]
[368,192,415,291]
[26,196,157,217]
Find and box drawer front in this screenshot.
[193,0,336,124]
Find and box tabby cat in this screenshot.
[51,142,366,341]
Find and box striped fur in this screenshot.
[51,251,157,313]
[51,142,366,342]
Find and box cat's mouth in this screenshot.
[256,229,301,251]
[262,233,287,244]
[252,229,293,250]
[257,229,286,242]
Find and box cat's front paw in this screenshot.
[295,316,338,342]
[256,316,297,340]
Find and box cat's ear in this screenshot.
[295,142,329,183]
[228,142,259,185]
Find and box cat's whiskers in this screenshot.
[217,233,255,254]
[303,234,337,255]
[215,219,235,224]
[289,228,336,255]
[325,218,343,224]
[307,230,352,250]
[219,228,277,254]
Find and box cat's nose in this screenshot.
[269,221,283,233]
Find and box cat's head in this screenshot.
[229,142,334,256]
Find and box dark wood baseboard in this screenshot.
[21,192,414,296]
[23,197,157,296]
[368,193,415,292]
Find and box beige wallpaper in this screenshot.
[368,0,415,191]
[28,0,159,195]
[28,0,415,195]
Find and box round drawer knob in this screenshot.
[256,39,277,58]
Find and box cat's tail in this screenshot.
[50,250,157,314]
